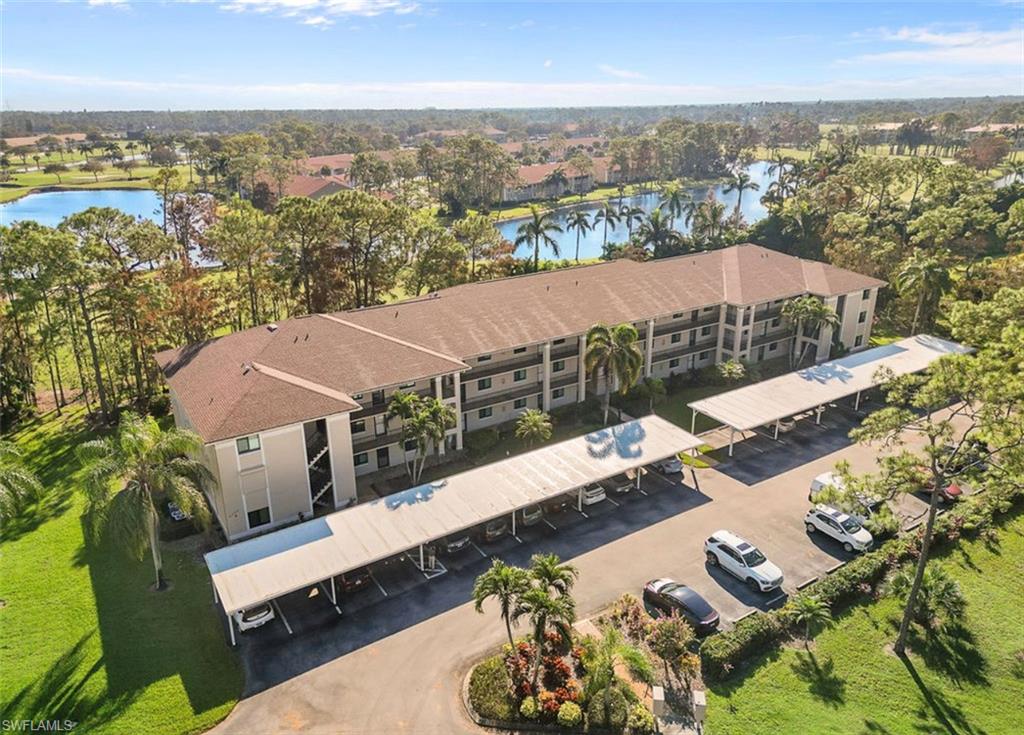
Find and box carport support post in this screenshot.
[577,488,583,512]
[228,614,236,646]
[419,544,424,570]
[728,427,735,457]
[773,420,780,441]
[690,410,696,434]
[815,406,823,425]
[329,577,337,605]
[511,510,516,537]
[854,390,862,411]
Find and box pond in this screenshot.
[498,161,777,261]
[0,189,163,227]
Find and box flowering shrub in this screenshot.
[542,654,573,690]
[603,593,651,643]
[504,641,535,698]
[537,689,561,717]
[519,696,539,720]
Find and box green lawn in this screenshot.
[0,163,191,202]
[0,406,242,735]
[706,514,1024,734]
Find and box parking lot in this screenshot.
[214,408,942,735]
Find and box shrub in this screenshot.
[699,611,785,682]
[504,641,535,699]
[586,686,628,730]
[542,654,573,690]
[538,689,561,717]
[557,701,583,728]
[601,593,651,644]
[519,696,539,720]
[468,655,516,721]
[147,393,170,417]
[627,703,655,733]
[464,428,500,457]
[810,543,892,608]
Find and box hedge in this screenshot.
[700,487,1022,682]
[468,654,516,720]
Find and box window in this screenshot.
[769,343,777,352]
[858,310,867,324]
[771,317,781,328]
[354,452,368,466]
[351,419,366,434]
[478,407,493,419]
[672,312,684,319]
[371,390,385,406]
[398,382,416,389]
[404,439,417,452]
[376,447,390,468]
[691,310,699,321]
[514,398,528,409]
[669,358,680,369]
[552,388,565,399]
[513,369,527,382]
[698,351,710,361]
[671,333,681,344]
[236,435,260,455]
[701,326,712,336]
[552,360,565,372]
[352,393,364,401]
[552,338,566,345]
[477,377,492,390]
[247,507,271,529]
[854,335,864,347]
[704,306,716,312]
[514,346,528,354]
[477,354,492,362]
[688,332,696,346]
[862,289,871,300]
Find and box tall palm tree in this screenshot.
[0,440,42,520]
[594,202,620,248]
[659,180,693,230]
[785,595,833,648]
[894,250,953,335]
[585,323,644,425]
[542,167,570,197]
[723,170,760,221]
[781,295,841,368]
[619,204,644,240]
[514,587,577,689]
[77,413,212,590]
[691,193,728,246]
[529,553,578,597]
[565,209,593,263]
[514,409,553,446]
[515,205,563,272]
[635,209,682,258]
[473,559,532,649]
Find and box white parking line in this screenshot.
[543,519,558,531]
[513,535,523,544]
[606,497,620,508]
[471,541,487,557]
[764,592,787,607]
[369,571,388,597]
[270,599,293,635]
[577,508,589,519]
[639,489,649,496]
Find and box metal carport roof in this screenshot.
[688,334,971,433]
[206,414,702,614]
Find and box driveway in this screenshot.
[211,415,931,735]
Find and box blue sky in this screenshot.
[2,1,1021,110]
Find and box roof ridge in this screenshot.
[318,314,467,368]
[250,362,360,408]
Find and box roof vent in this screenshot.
[241,362,253,375]
[267,323,279,332]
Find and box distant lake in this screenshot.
[0,189,163,227]
[498,161,777,261]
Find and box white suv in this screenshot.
[704,530,784,593]
[805,504,873,553]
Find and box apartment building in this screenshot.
[155,244,884,542]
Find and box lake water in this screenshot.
[499,160,777,261]
[0,189,163,227]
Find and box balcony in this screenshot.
[352,428,404,455]
[652,312,720,338]
[466,352,543,381]
[650,337,718,363]
[462,383,544,413]
[749,330,793,349]
[752,306,784,323]
[551,373,579,390]
[551,343,580,361]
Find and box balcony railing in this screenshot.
[652,312,720,338]
[462,383,544,413]
[650,338,718,363]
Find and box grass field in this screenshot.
[0,163,191,203]
[705,513,1024,734]
[0,406,242,735]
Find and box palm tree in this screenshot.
[785,595,833,648]
[619,204,643,240]
[886,564,965,631]
[514,587,577,690]
[77,412,212,590]
[0,440,42,520]
[565,208,592,263]
[473,559,532,649]
[585,323,644,425]
[659,181,693,230]
[634,377,667,413]
[723,170,760,221]
[542,167,570,197]
[691,192,728,245]
[529,553,578,597]
[781,295,840,368]
[582,625,655,701]
[635,209,682,258]
[594,202,620,248]
[894,250,953,335]
[515,409,553,446]
[514,205,563,272]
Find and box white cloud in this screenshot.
[5,66,1019,110]
[841,25,1022,65]
[218,0,418,26]
[598,63,645,80]
[543,59,553,68]
[87,0,130,7]
[508,19,535,30]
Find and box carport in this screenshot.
[688,335,971,457]
[205,414,702,644]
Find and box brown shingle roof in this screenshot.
[158,244,883,441]
[155,315,466,443]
